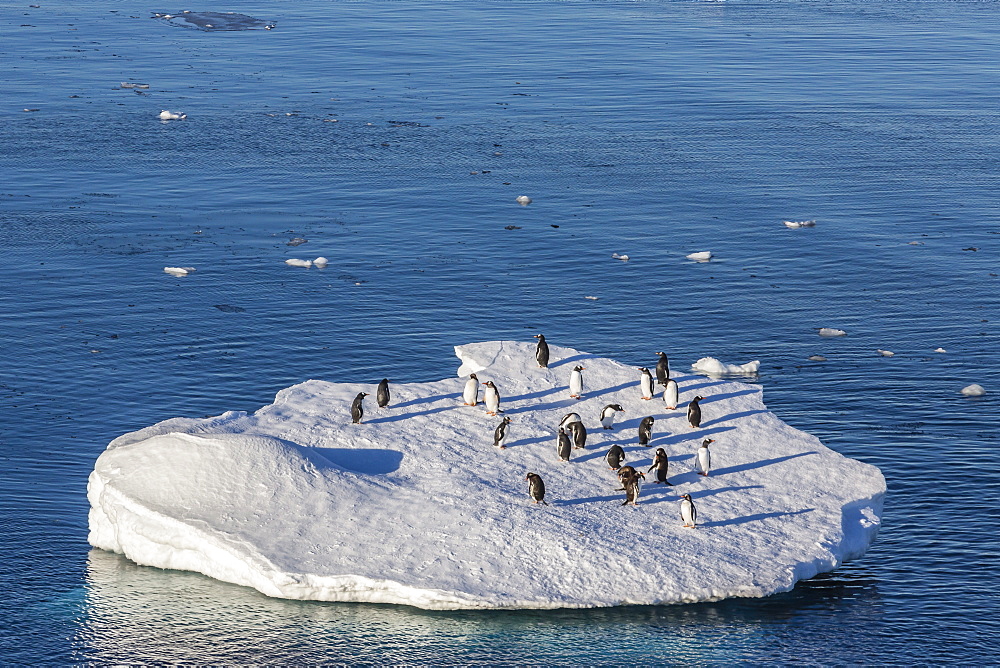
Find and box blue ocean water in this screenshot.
[1,0,998,663]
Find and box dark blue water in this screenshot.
[2,0,998,663]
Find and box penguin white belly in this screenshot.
[681,500,697,526]
[485,388,499,414]
[463,380,478,406]
[641,375,654,400]
[600,412,615,429]
[698,449,711,475]
[664,380,679,410]
[569,371,583,398]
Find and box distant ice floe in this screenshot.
[516,195,532,206]
[154,10,276,31]
[285,258,328,268]
[692,356,760,376]
[686,251,712,262]
[158,110,186,121]
[783,220,816,229]
[818,328,847,337]
[163,266,195,276]
[960,384,985,397]
[611,253,629,261]
[934,347,947,353]
[876,349,895,357]
[121,82,150,89]
[584,295,599,300]
[808,355,827,362]
[313,257,329,268]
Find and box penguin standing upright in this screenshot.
[376,378,390,408]
[619,470,645,506]
[639,367,654,400]
[568,420,587,449]
[493,416,512,449]
[559,412,582,430]
[600,404,625,429]
[687,395,705,428]
[569,365,585,399]
[534,334,549,368]
[655,351,670,386]
[697,438,714,476]
[557,428,572,462]
[483,381,501,416]
[350,392,368,424]
[663,378,679,410]
[525,472,548,505]
[638,416,655,446]
[647,448,672,485]
[605,444,626,470]
[463,373,480,406]
[680,493,697,527]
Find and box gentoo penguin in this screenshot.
[616,465,637,483]
[493,416,511,449]
[639,367,654,400]
[680,493,697,527]
[655,351,670,386]
[620,470,645,506]
[605,444,626,470]
[557,428,572,462]
[663,378,679,410]
[568,420,587,449]
[687,395,705,428]
[350,392,368,424]
[559,412,582,430]
[534,334,550,368]
[638,416,655,447]
[463,373,480,406]
[525,472,548,505]
[647,448,672,485]
[376,378,390,408]
[569,365,585,399]
[697,438,714,476]
[483,380,501,416]
[600,404,625,430]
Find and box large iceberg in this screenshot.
[88,341,885,610]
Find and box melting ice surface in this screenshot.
[87,341,885,610]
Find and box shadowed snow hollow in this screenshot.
[88,341,885,610]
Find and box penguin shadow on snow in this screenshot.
[687,485,765,500]
[698,507,814,529]
[547,353,601,369]
[391,392,461,409]
[553,492,622,507]
[366,403,460,424]
[697,388,760,405]
[659,425,735,446]
[503,385,563,405]
[699,409,767,428]
[504,434,550,449]
[709,451,818,477]
[311,448,404,475]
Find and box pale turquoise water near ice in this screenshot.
[1,0,998,663]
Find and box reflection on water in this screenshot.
[74,550,881,664]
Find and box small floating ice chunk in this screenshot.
[818,328,847,337]
[611,253,629,261]
[158,110,186,121]
[876,349,895,357]
[692,357,760,375]
[808,355,827,362]
[515,195,532,206]
[960,384,985,397]
[783,220,816,228]
[163,266,194,276]
[121,82,150,89]
[686,251,712,262]
[934,347,947,353]
[286,237,308,247]
[285,258,313,268]
[313,257,329,268]
[584,295,599,301]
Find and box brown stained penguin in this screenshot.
[638,416,655,447]
[687,395,705,428]
[647,448,673,485]
[619,469,645,506]
[534,334,550,368]
[350,392,368,424]
[557,427,573,462]
[525,472,548,505]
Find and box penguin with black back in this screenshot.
[559,412,582,430]
[525,472,548,505]
[568,420,587,449]
[655,351,670,386]
[639,367,655,400]
[494,416,512,449]
[569,365,585,399]
[619,469,645,506]
[534,334,549,368]
[605,444,626,470]
[376,378,390,408]
[350,392,368,424]
[680,493,697,527]
[600,404,625,430]
[616,465,637,484]
[557,427,572,462]
[638,416,655,446]
[687,395,705,428]
[647,448,672,485]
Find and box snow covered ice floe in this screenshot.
[158,110,186,121]
[960,384,985,397]
[88,341,885,610]
[686,251,712,262]
[818,328,847,337]
[163,266,195,276]
[691,357,760,376]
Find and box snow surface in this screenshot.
[88,341,885,610]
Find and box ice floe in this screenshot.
[516,195,532,205]
[686,251,712,262]
[158,110,186,121]
[691,357,760,376]
[88,341,885,610]
[163,266,195,276]
[960,384,985,397]
[818,328,847,337]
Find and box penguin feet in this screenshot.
[641,397,652,401]
[699,472,708,476]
